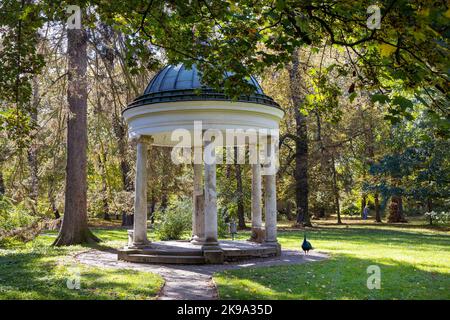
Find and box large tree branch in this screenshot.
[279,133,302,147]
[305,0,397,47]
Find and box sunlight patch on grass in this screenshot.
[0,235,164,300]
[214,224,450,300]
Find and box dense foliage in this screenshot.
[0,1,448,241]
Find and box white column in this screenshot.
[132,136,151,247]
[264,174,277,243]
[250,163,264,242]
[263,135,278,244]
[203,139,218,246]
[191,163,205,244]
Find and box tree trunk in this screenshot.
[149,193,156,224]
[113,117,133,191]
[226,164,231,179]
[122,212,134,226]
[101,25,132,193]
[98,154,110,220]
[159,147,170,212]
[361,195,366,218]
[234,147,246,229]
[160,193,168,211]
[427,198,433,225]
[314,110,326,221]
[53,27,99,246]
[27,76,39,214]
[0,170,5,196]
[316,207,325,219]
[375,193,381,222]
[387,195,407,223]
[108,68,132,192]
[27,130,38,210]
[289,49,311,226]
[331,155,342,224]
[48,178,60,219]
[120,140,132,190]
[53,207,60,220]
[398,196,404,218]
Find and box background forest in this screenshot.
[0,1,449,244]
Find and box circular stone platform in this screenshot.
[117,240,281,264]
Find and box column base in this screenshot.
[264,241,281,256]
[190,236,205,245]
[127,242,151,249]
[127,230,151,249]
[201,241,220,249]
[249,227,265,243]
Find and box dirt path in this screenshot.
[75,249,328,300]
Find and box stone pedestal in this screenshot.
[127,230,134,247]
[203,249,224,264]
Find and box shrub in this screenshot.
[424,211,450,225]
[0,197,43,246]
[217,207,229,238]
[0,197,37,232]
[154,197,192,240]
[341,203,359,216]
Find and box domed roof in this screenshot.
[145,64,265,95]
[125,64,280,110]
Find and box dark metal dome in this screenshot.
[125,64,280,110]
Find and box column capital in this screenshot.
[129,133,153,145]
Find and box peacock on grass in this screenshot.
[301,234,313,255]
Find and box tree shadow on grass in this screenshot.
[38,229,125,254]
[215,254,450,300]
[311,221,450,232]
[0,248,159,300]
[277,227,450,248]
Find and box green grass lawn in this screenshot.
[214,223,450,300]
[0,230,164,300]
[1,220,449,300]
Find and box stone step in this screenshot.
[124,254,206,264]
[122,248,204,257]
[224,247,278,257]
